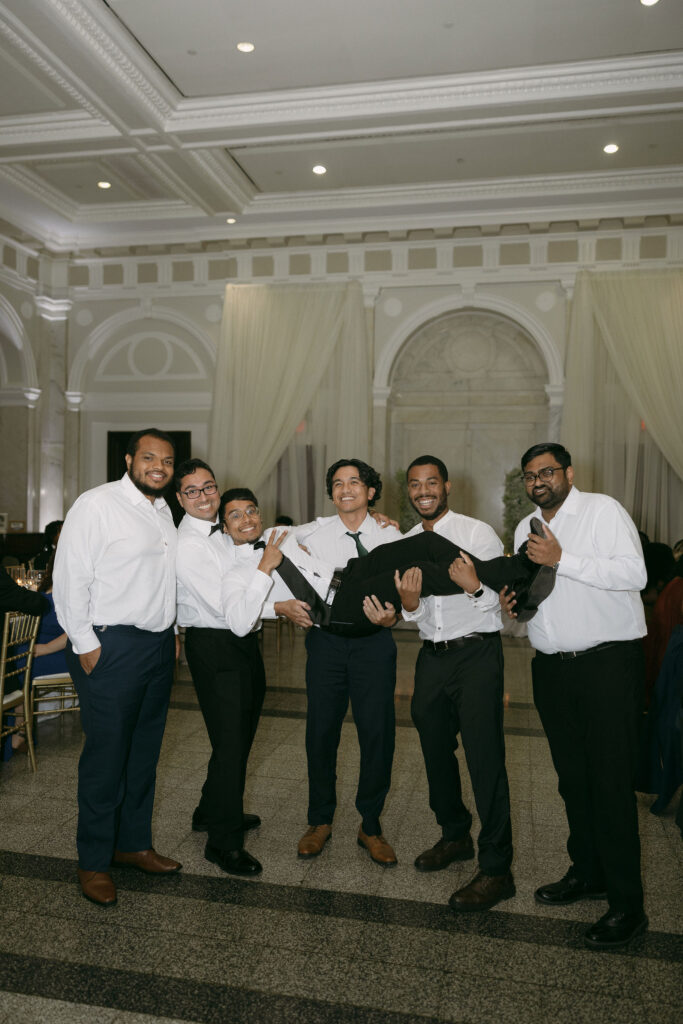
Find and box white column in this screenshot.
[34,296,72,527]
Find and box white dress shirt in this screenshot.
[176,514,238,629]
[53,473,177,654]
[514,486,646,655]
[220,528,334,637]
[401,509,503,641]
[301,513,402,568]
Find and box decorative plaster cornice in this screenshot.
[249,168,683,215]
[0,4,108,123]
[168,52,683,133]
[186,149,255,210]
[0,111,119,147]
[44,0,175,124]
[0,164,78,219]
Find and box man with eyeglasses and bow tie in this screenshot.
[175,462,317,877]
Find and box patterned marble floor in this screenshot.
[0,627,681,1024]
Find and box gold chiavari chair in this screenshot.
[0,611,41,772]
[31,672,78,722]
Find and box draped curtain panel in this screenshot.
[208,282,370,521]
[563,269,683,542]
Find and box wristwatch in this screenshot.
[466,586,484,599]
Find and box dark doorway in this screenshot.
[107,430,191,525]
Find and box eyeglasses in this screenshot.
[225,506,261,523]
[180,483,218,499]
[521,466,563,485]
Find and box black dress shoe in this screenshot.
[414,836,474,872]
[204,843,262,876]
[243,813,261,831]
[535,870,607,905]
[584,910,648,950]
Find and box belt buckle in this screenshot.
[433,640,449,653]
[559,650,577,660]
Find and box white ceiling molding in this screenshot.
[0,111,119,147]
[168,53,683,134]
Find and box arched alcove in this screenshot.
[386,308,551,535]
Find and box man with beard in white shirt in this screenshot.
[53,429,181,908]
[397,455,514,913]
[175,466,313,877]
[503,442,648,950]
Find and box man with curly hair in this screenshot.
[296,459,402,866]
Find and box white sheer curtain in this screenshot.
[563,269,683,543]
[208,282,370,522]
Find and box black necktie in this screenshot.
[252,540,327,624]
[346,531,368,557]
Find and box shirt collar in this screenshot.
[553,484,580,521]
[119,471,169,511]
[179,512,219,537]
[334,512,374,537]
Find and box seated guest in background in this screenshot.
[0,567,50,758]
[32,520,63,571]
[9,555,68,756]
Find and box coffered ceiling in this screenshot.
[0,0,682,252]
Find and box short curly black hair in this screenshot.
[325,459,382,507]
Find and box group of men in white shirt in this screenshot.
[53,430,649,951]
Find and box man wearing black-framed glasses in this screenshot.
[503,441,648,950]
[175,462,313,878]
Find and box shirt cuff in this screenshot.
[70,628,100,655]
[400,599,426,622]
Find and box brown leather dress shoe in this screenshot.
[414,836,475,872]
[112,848,182,874]
[357,828,398,867]
[297,824,332,858]
[78,869,117,907]
[448,870,515,912]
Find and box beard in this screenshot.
[128,466,170,497]
[409,495,448,521]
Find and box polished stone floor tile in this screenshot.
[1,631,681,1024]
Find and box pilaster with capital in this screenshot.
[33,296,72,527]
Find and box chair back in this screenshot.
[0,611,41,771]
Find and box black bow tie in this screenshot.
[209,523,222,535]
[252,540,266,550]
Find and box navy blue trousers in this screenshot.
[305,627,396,835]
[66,625,175,871]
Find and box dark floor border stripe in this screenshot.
[0,951,446,1024]
[1,850,679,963]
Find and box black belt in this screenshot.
[423,632,498,653]
[540,639,636,661]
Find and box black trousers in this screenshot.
[66,625,175,871]
[328,531,534,631]
[411,633,513,876]
[305,627,396,835]
[532,640,644,913]
[185,626,266,851]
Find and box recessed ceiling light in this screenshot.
[312,165,327,175]
[603,143,619,154]
[97,180,111,189]
[236,42,254,52]
[226,217,236,224]
[640,0,659,7]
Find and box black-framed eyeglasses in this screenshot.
[180,483,218,499]
[521,467,563,485]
